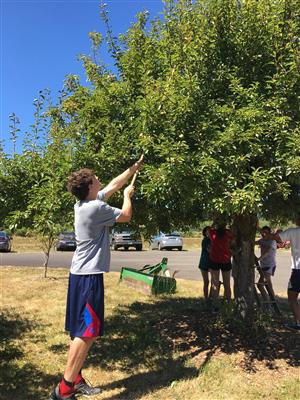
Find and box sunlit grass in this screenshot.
[11,235,202,252]
[10,235,45,253]
[1,267,299,400]
[11,235,291,253]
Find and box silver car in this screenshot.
[110,230,143,251]
[150,232,183,251]
[0,231,12,252]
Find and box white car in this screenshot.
[150,232,183,251]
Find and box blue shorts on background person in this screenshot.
[198,226,211,300]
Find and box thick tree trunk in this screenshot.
[231,214,258,322]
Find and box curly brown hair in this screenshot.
[67,168,94,200]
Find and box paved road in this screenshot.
[0,249,292,292]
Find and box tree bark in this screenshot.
[42,235,54,278]
[231,213,258,323]
[43,252,49,279]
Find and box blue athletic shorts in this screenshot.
[261,265,276,276]
[288,269,300,293]
[65,273,104,338]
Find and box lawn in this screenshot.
[11,235,291,253]
[10,235,46,253]
[10,236,202,253]
[1,267,299,400]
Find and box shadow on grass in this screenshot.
[87,295,300,399]
[0,310,56,400]
[49,343,68,353]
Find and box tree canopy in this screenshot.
[32,0,299,234]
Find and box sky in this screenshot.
[1,0,165,154]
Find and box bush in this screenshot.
[14,227,29,237]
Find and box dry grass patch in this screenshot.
[1,267,299,400]
[10,235,289,254]
[10,236,45,253]
[10,236,201,253]
[182,237,201,250]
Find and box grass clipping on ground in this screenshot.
[1,267,299,400]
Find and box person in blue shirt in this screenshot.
[198,226,211,301]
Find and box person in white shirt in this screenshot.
[263,214,300,331]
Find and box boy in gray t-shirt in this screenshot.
[70,189,122,275]
[49,156,143,400]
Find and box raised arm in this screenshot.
[116,185,134,223]
[103,154,144,201]
[258,231,282,243]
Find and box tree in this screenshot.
[5,91,74,277]
[8,113,20,156]
[1,91,53,226]
[9,140,74,277]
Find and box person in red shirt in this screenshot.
[209,225,234,302]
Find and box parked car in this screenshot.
[0,231,12,252]
[56,232,76,251]
[150,232,183,251]
[110,230,143,251]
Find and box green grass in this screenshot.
[10,235,203,252]
[11,235,292,254]
[1,267,299,400]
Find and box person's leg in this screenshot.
[221,270,231,301]
[257,273,269,302]
[288,290,300,324]
[201,269,209,300]
[264,273,275,299]
[50,337,99,399]
[231,259,237,299]
[51,273,104,399]
[209,269,220,300]
[286,270,300,326]
[64,337,97,382]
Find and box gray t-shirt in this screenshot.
[70,190,122,275]
[257,238,277,269]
